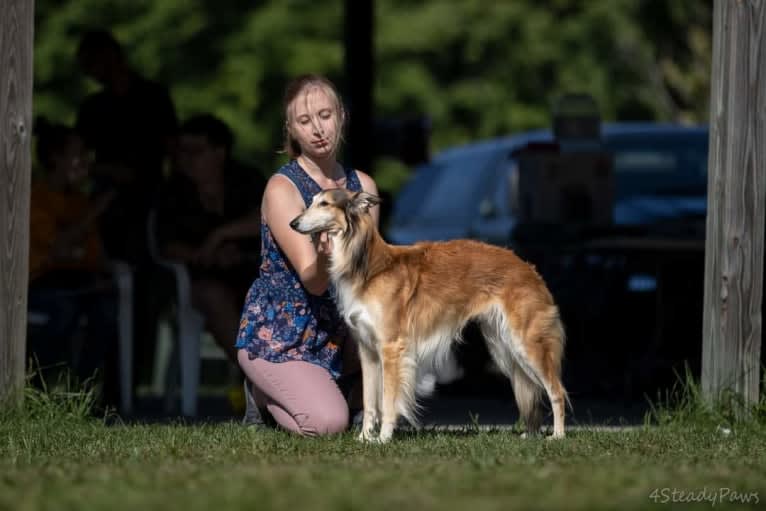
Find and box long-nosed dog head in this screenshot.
[290,188,380,236]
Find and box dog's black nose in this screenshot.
[289,218,300,230]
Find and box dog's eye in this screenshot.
[318,200,328,207]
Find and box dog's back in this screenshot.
[382,239,557,340]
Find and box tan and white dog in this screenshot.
[290,189,569,443]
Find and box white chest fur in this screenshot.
[334,279,380,351]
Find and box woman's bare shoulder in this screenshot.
[354,169,379,195]
[264,173,301,200]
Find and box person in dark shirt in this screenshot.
[157,114,265,362]
[75,29,178,265]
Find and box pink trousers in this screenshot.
[237,350,350,436]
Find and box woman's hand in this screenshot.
[195,229,225,266]
[313,231,333,256]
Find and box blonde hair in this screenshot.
[282,74,347,159]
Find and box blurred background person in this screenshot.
[75,28,178,266]
[75,28,180,390]
[28,117,119,406]
[156,113,266,363]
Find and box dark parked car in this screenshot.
[388,122,709,246]
[386,122,711,401]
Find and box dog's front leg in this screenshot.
[379,339,408,443]
[357,344,381,442]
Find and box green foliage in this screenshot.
[376,0,713,154]
[33,0,713,191]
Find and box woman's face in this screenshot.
[175,134,225,184]
[287,85,341,160]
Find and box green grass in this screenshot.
[1,377,765,511]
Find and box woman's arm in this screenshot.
[213,211,262,241]
[55,189,116,250]
[162,241,201,263]
[199,210,261,253]
[262,175,331,296]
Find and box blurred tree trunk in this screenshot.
[0,0,34,409]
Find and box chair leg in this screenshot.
[112,262,133,416]
[164,338,179,414]
[152,319,174,396]
[179,310,204,417]
[161,259,204,418]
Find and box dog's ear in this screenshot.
[348,191,381,214]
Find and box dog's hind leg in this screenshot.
[479,313,542,436]
[513,310,568,439]
[525,353,567,439]
[509,358,544,436]
[481,304,568,438]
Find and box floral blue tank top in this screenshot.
[235,159,361,380]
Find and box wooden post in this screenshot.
[702,0,766,408]
[0,0,34,408]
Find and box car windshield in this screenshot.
[392,147,500,225]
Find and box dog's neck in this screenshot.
[327,214,391,288]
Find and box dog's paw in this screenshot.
[357,429,378,443]
[378,423,395,444]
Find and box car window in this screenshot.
[614,151,677,173]
[606,134,708,198]
[390,162,441,224]
[484,157,519,217]
[392,147,501,225]
[415,149,501,223]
